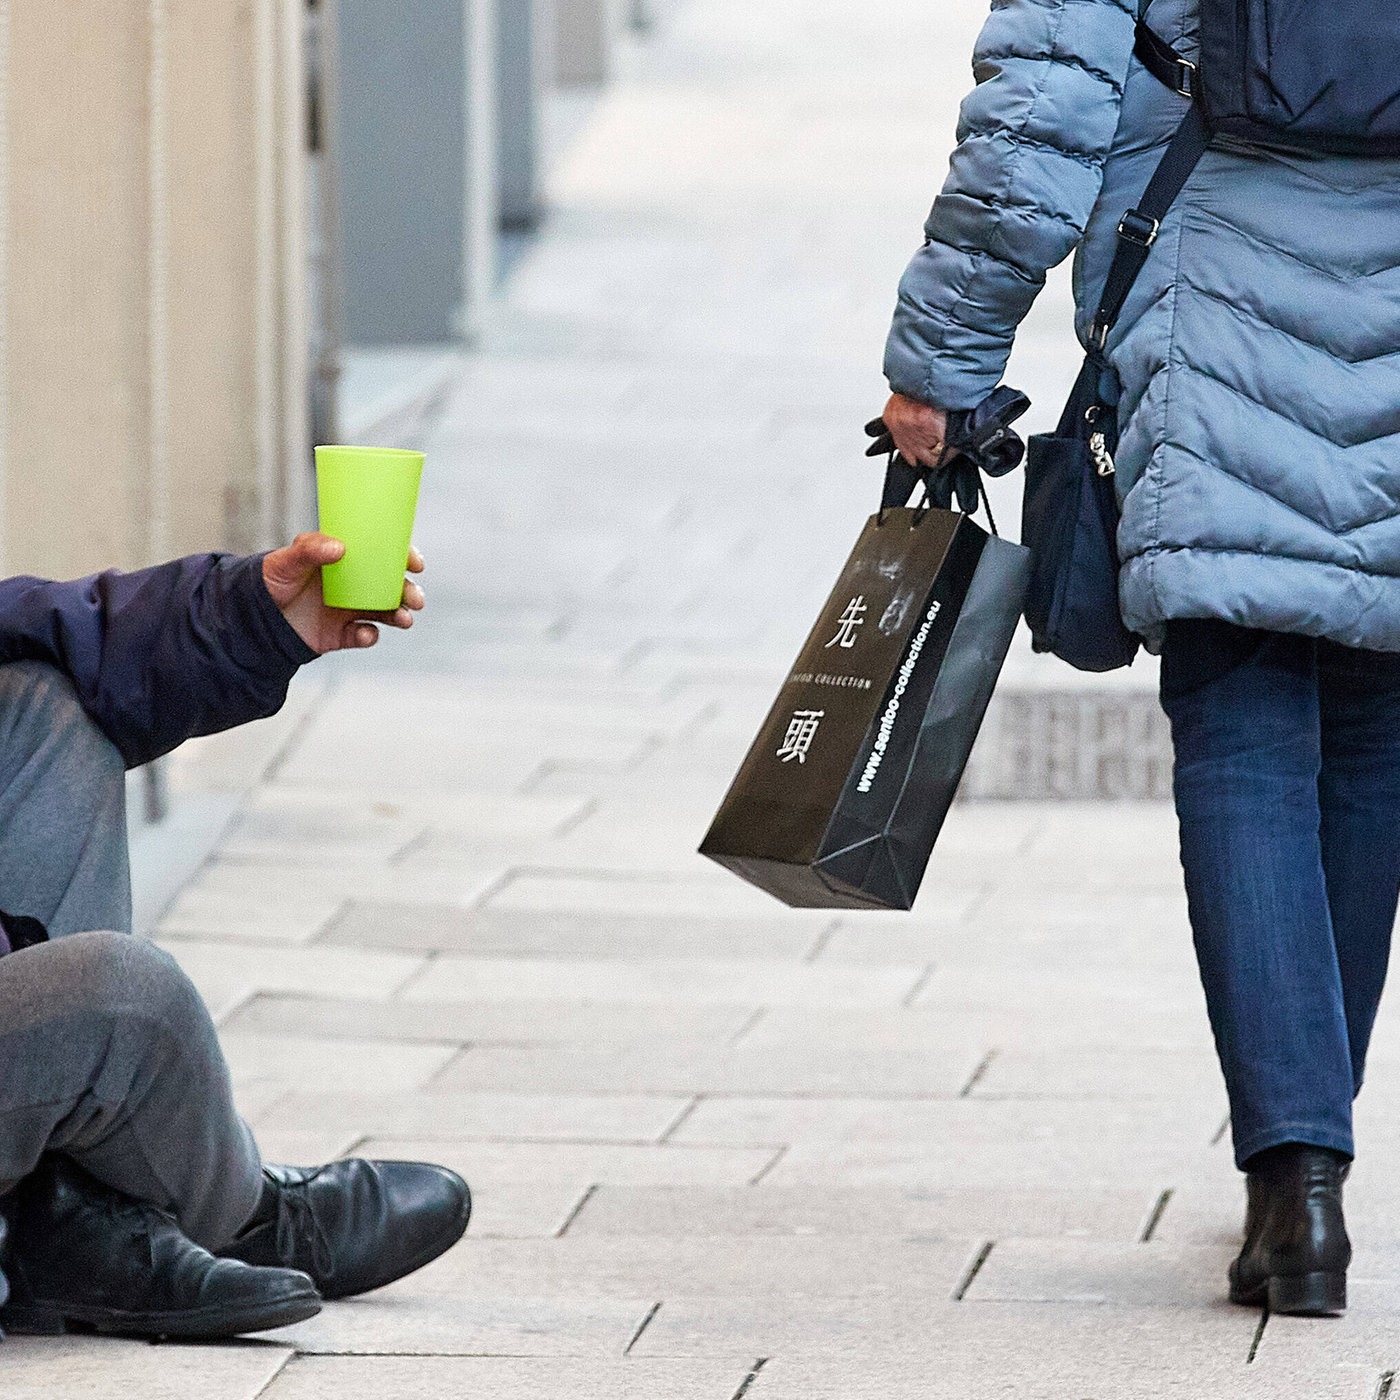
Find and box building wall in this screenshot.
[336,0,499,346]
[0,0,309,579]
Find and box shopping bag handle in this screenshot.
[864,384,1029,534]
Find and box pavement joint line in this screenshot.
[384,948,440,1001]
[951,1240,995,1301]
[1138,1188,1174,1243]
[958,1049,998,1098]
[1245,1308,1269,1364]
[551,795,601,839]
[615,638,656,677]
[657,1096,704,1144]
[748,1145,788,1186]
[725,1008,768,1048]
[623,1301,664,1356]
[515,760,558,795]
[672,696,725,745]
[729,1358,770,1400]
[422,1042,475,1089]
[385,825,434,866]
[1211,1114,1231,1146]
[250,1350,297,1398]
[211,984,261,1028]
[901,964,937,1008]
[801,921,838,964]
[957,881,999,926]
[553,1183,600,1238]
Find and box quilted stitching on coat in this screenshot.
[886,0,1400,650]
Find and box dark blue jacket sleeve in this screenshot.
[0,552,316,769]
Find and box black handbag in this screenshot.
[1022,357,1140,672]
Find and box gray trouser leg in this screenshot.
[0,932,263,1251]
[0,662,131,937]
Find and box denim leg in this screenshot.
[1316,641,1400,1096]
[0,662,131,937]
[1161,632,1355,1167]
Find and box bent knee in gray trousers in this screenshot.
[0,932,262,1251]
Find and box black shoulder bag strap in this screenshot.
[1087,0,1210,354]
[1134,0,1196,98]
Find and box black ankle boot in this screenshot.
[0,1157,322,1339]
[1229,1144,1351,1316]
[221,1159,471,1300]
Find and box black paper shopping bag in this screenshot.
[701,504,1029,910]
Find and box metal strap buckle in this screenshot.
[1117,209,1161,249]
[1175,58,1197,99]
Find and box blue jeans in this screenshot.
[1161,623,1400,1168]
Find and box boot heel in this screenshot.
[1268,1271,1347,1317]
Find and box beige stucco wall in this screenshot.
[0,0,309,579]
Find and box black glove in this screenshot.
[864,385,1030,514]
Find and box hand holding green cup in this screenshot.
[315,446,425,611]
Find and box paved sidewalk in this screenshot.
[11,1,1399,1396]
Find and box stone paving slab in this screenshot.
[462,1181,600,1239]
[479,873,821,921]
[970,1047,1226,1101]
[632,1296,1257,1362]
[1,1339,293,1399]
[221,786,589,867]
[566,1185,1161,1241]
[274,1294,654,1358]
[401,953,926,1009]
[220,991,760,1048]
[669,1093,1223,1154]
[430,1040,985,1097]
[747,1355,1381,1400]
[393,1234,982,1299]
[1252,1278,1400,1371]
[152,937,427,1004]
[353,1138,780,1187]
[261,1356,753,1400]
[746,1003,1216,1053]
[317,902,825,961]
[254,1089,691,1143]
[222,1033,460,1095]
[966,1240,1239,1308]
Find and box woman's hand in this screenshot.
[882,393,950,470]
[263,532,426,655]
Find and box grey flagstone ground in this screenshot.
[13,0,1400,1395]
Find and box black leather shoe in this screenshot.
[0,1158,322,1339]
[221,1159,471,1300]
[1229,1144,1351,1316]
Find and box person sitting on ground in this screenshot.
[0,533,471,1340]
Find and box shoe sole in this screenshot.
[320,1184,473,1302]
[1,1289,323,1340]
[1230,1270,1347,1317]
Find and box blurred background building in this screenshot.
[0,0,646,580]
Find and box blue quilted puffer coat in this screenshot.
[885,0,1400,650]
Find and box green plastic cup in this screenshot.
[315,445,425,611]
